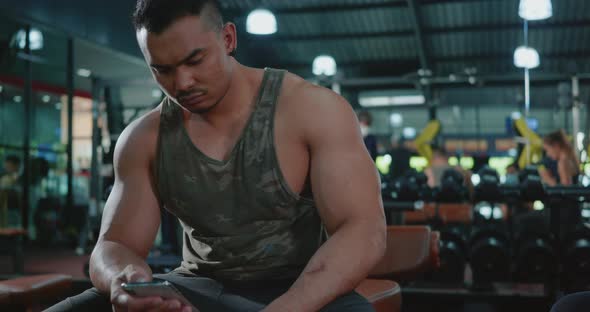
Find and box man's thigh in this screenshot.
[156,272,266,312]
[46,272,227,312]
[47,272,372,312]
[45,288,111,312]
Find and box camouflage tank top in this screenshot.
[156,68,322,281]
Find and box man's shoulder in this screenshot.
[280,72,352,118]
[115,106,162,161]
[277,72,359,145]
[123,106,161,141]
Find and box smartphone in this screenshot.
[121,280,198,311]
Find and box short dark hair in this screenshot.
[132,0,224,34]
[5,155,20,166]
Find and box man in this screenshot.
[49,0,385,311]
[0,155,21,227]
[387,135,412,182]
[424,146,454,188]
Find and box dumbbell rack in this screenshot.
[385,197,551,309]
[384,186,590,304]
[383,168,590,304]
[494,184,590,302]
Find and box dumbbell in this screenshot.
[472,202,505,224]
[437,169,468,203]
[390,170,431,201]
[513,232,556,283]
[469,226,511,287]
[519,166,545,201]
[474,166,502,203]
[512,211,556,283]
[433,225,468,284]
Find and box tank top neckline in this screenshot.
[176,68,272,166]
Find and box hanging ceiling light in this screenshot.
[519,0,553,21]
[13,27,44,50]
[246,9,277,35]
[513,46,540,69]
[389,113,403,128]
[312,55,337,76]
[403,127,417,139]
[77,68,92,77]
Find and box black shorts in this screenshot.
[46,270,374,312]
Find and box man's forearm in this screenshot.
[266,220,386,311]
[89,239,152,294]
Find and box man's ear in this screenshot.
[222,22,237,56]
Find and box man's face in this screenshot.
[137,15,236,114]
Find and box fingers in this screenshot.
[111,264,159,311]
[145,299,184,312]
[109,265,196,312]
[125,295,163,311]
[113,293,163,312]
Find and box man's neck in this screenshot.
[188,63,257,129]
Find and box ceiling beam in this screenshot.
[243,30,414,41]
[418,0,511,5]
[267,58,419,68]
[271,59,421,79]
[406,0,430,71]
[225,0,510,16]
[436,52,590,62]
[268,52,590,70]
[224,1,407,16]
[241,20,590,42]
[427,20,590,35]
[338,72,590,89]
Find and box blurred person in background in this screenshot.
[540,129,580,186]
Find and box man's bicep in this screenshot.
[100,172,161,258]
[98,125,161,259]
[307,97,383,233]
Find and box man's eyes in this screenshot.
[186,59,203,66]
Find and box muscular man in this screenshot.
[49,0,385,311]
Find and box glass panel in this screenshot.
[0,18,27,229]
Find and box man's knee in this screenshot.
[551,292,590,312]
[45,288,111,312]
[320,291,375,312]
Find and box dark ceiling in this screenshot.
[0,0,589,92]
[227,0,590,82]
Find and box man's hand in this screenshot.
[110,265,192,312]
